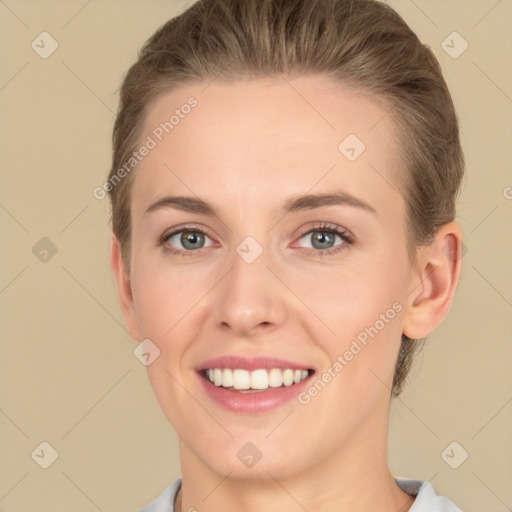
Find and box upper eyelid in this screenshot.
[160,224,213,240]
[297,223,349,235]
[295,222,354,242]
[161,223,347,237]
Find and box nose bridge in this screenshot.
[212,235,286,335]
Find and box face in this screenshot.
[120,76,417,479]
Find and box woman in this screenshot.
[107,0,464,510]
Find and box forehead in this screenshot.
[132,76,402,216]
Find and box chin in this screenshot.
[193,443,312,481]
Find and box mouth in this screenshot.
[196,355,316,413]
[201,367,314,393]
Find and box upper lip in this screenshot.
[196,355,314,372]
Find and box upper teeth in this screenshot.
[206,368,309,390]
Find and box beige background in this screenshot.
[1,1,511,511]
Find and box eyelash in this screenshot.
[158,222,354,258]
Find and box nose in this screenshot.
[211,243,288,339]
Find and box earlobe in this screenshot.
[110,235,141,342]
[403,222,463,340]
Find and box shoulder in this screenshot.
[139,478,182,512]
[139,477,462,512]
[395,478,463,512]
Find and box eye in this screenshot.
[295,222,353,256]
[159,226,215,254]
[158,222,353,257]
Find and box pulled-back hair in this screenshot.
[107,0,464,396]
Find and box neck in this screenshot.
[176,405,414,512]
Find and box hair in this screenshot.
[107,0,464,396]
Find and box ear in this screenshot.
[403,222,463,339]
[110,235,141,342]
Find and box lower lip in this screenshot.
[198,372,313,414]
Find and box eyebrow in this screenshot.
[144,189,377,217]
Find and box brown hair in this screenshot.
[107,0,464,396]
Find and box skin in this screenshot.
[111,75,462,512]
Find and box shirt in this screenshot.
[139,477,463,511]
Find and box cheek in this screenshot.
[296,280,405,431]
[289,262,404,336]
[288,262,406,387]
[131,258,209,339]
[131,264,207,429]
